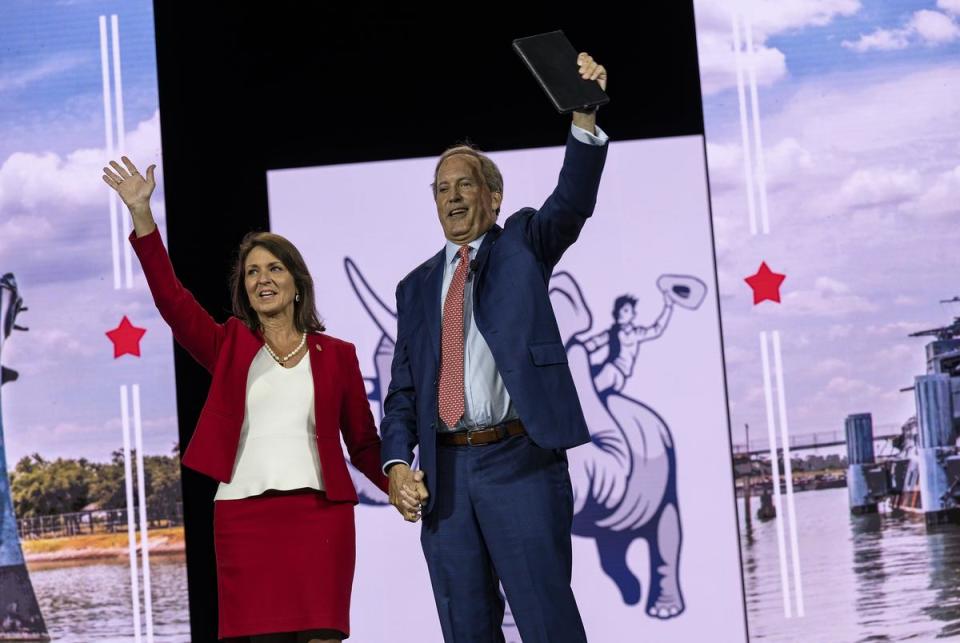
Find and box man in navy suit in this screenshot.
[381,52,608,643]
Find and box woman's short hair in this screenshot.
[230,231,325,334]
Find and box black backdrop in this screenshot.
[151,2,705,639]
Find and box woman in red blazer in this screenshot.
[103,157,392,642]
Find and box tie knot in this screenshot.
[458,245,470,261]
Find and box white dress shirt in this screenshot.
[214,348,324,500]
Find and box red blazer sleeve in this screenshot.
[130,229,225,373]
[339,341,390,494]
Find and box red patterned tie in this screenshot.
[438,245,470,428]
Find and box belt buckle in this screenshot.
[466,428,478,446]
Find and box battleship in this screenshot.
[845,300,960,526]
[0,273,48,639]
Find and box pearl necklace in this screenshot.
[263,332,306,365]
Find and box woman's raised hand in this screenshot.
[102,156,156,212]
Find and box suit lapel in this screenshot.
[308,334,337,435]
[420,249,445,365]
[473,224,502,281]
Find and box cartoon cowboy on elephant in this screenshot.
[342,258,705,623]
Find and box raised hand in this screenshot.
[102,156,156,213]
[577,52,607,92]
[573,52,607,133]
[101,156,158,237]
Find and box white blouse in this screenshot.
[214,347,324,501]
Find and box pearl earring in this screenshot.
[295,293,301,303]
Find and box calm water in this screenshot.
[741,487,960,642]
[28,554,190,642]
[21,490,960,642]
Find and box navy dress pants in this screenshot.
[420,434,587,643]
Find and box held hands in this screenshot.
[388,463,429,523]
[102,156,156,213]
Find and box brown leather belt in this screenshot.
[437,419,526,447]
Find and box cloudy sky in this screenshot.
[0,0,178,466]
[694,0,960,447]
[3,0,957,467]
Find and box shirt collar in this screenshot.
[445,233,485,265]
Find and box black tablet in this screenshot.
[512,30,609,114]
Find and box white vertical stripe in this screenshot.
[121,386,143,642]
[744,16,771,235]
[110,15,134,289]
[100,16,122,290]
[760,332,792,617]
[731,12,758,236]
[132,385,154,641]
[772,332,805,617]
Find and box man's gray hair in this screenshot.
[431,144,504,213]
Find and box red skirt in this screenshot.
[214,489,355,639]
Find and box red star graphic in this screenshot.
[744,262,786,305]
[105,316,147,358]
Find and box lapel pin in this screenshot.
[315,344,323,352]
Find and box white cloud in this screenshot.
[880,343,919,362]
[0,214,54,254]
[749,0,863,37]
[911,9,960,44]
[811,357,848,375]
[815,276,850,294]
[0,111,163,284]
[706,141,743,174]
[694,0,861,95]
[827,324,855,339]
[843,10,960,52]
[769,65,960,158]
[0,111,162,214]
[826,376,882,396]
[744,385,765,404]
[940,0,960,16]
[913,165,960,217]
[694,0,862,41]
[0,150,104,211]
[706,137,814,194]
[721,342,754,366]
[21,328,97,358]
[865,321,930,336]
[764,137,814,188]
[839,167,923,209]
[696,32,787,97]
[705,141,744,192]
[781,275,879,316]
[842,28,910,52]
[0,54,89,94]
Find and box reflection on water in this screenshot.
[741,487,960,642]
[28,554,190,642]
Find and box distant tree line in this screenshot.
[9,445,181,519]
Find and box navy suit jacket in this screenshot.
[381,131,608,513]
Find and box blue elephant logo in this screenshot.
[343,258,705,623]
